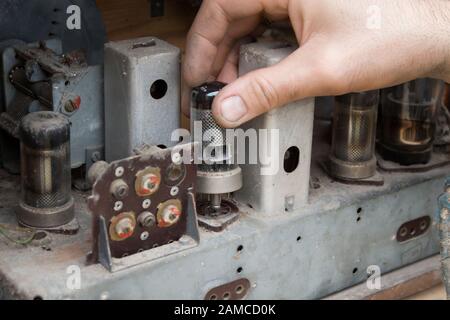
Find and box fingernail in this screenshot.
[220,96,247,122]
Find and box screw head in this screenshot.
[110,179,129,199]
[91,151,101,162]
[115,217,135,239]
[63,96,81,113]
[162,205,180,225]
[138,211,156,228]
[157,200,182,228]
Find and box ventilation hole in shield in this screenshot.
[150,79,168,99]
[284,146,300,173]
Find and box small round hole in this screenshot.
[157,144,167,149]
[223,292,231,300]
[352,267,358,274]
[419,220,428,230]
[117,186,127,197]
[284,146,300,173]
[150,79,168,99]
[209,294,217,300]
[237,267,243,274]
[235,285,244,295]
[400,227,408,237]
[357,207,362,214]
[356,217,361,222]
[296,236,302,242]
[237,245,244,252]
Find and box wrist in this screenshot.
[428,0,450,82]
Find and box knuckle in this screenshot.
[248,73,280,113]
[205,0,232,24]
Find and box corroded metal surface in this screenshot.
[88,146,196,259]
[0,136,448,299]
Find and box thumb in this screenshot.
[211,47,319,128]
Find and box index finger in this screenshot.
[183,0,265,86]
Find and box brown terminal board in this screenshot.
[88,145,196,259]
[396,216,431,243]
[204,278,251,300]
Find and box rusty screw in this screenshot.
[138,211,156,228]
[64,96,81,113]
[64,100,76,112]
[162,205,180,225]
[114,217,135,239]
[110,179,129,199]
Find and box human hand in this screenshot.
[182,0,450,128]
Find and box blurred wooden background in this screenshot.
[96,0,196,48]
[96,0,197,129]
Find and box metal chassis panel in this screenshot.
[0,156,446,299]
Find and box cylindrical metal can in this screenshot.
[329,90,379,180]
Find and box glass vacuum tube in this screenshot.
[191,82,242,215]
[378,78,443,165]
[17,111,74,228]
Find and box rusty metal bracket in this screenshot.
[87,144,200,272]
[92,190,199,272]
